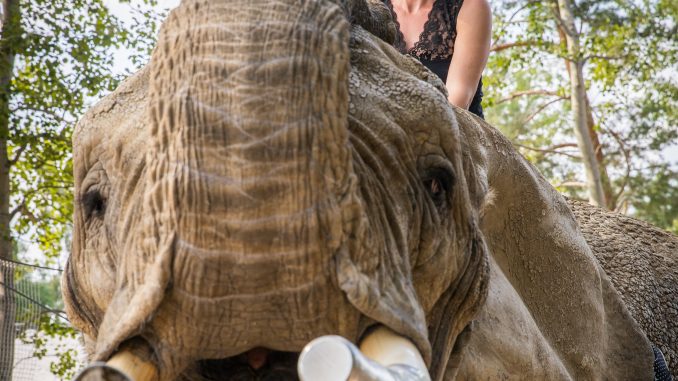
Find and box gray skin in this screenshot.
[569,199,677,375]
[64,0,668,380]
[443,108,659,380]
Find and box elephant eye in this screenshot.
[81,190,107,220]
[423,168,454,210]
[426,178,443,200]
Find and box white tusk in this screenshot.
[73,342,158,381]
[359,326,429,378]
[298,326,430,381]
[105,349,158,381]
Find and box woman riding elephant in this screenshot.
[384,0,491,118]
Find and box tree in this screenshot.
[0,1,164,379]
[556,0,606,206]
[485,0,677,227]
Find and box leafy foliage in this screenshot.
[1,0,168,378]
[8,0,166,261]
[18,313,79,380]
[626,166,678,234]
[485,0,678,231]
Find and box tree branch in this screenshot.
[9,181,73,222]
[600,126,632,208]
[490,40,542,53]
[492,2,532,46]
[544,142,578,150]
[524,97,568,123]
[556,181,587,188]
[9,104,69,124]
[498,89,565,104]
[550,0,575,37]
[513,142,581,159]
[9,199,23,221]
[8,142,26,165]
[583,54,626,62]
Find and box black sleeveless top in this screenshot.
[383,0,484,118]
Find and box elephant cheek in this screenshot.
[64,213,117,341]
[427,232,490,380]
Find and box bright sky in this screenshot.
[103,0,181,75]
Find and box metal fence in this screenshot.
[0,258,79,381]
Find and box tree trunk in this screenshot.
[584,96,616,209]
[0,0,18,379]
[555,0,606,207]
[556,22,614,210]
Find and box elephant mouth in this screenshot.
[183,325,374,380]
[190,349,299,381]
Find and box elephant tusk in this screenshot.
[359,326,429,378]
[73,341,158,381]
[297,326,430,381]
[105,349,158,381]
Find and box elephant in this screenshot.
[63,0,675,380]
[446,109,677,379]
[569,199,677,375]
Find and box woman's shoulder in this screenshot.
[456,0,492,23]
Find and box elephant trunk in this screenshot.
[92,0,362,378]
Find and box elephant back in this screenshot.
[569,198,678,375]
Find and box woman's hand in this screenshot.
[446,0,491,109]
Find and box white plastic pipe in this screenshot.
[297,326,430,381]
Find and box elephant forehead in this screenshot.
[73,67,150,182]
[348,27,455,147]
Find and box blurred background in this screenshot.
[0,0,675,379]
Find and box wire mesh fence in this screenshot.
[0,258,83,381]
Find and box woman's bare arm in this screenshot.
[446,0,491,109]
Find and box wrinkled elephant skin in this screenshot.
[64,0,669,380]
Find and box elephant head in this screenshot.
[64,0,490,380]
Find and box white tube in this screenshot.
[298,330,430,381]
